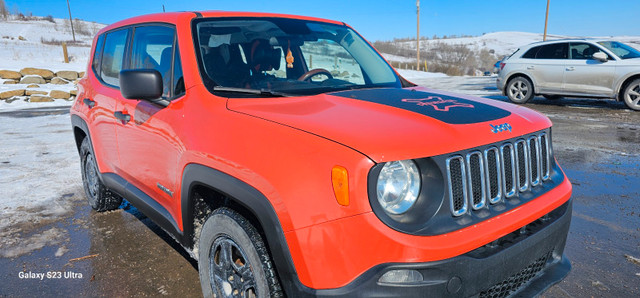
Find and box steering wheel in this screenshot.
[297,68,333,82]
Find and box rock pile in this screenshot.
[0,67,82,103]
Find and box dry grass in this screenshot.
[40,37,89,47]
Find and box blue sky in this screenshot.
[5,0,638,41]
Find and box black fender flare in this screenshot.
[70,114,91,154]
[180,163,315,296]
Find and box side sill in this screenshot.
[101,173,183,241]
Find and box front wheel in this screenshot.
[506,77,534,104]
[622,78,640,111]
[80,137,122,211]
[198,208,282,298]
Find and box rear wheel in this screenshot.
[622,78,640,111]
[80,137,122,211]
[506,76,534,104]
[198,208,282,298]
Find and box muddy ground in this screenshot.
[0,76,638,297]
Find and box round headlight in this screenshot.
[376,160,421,215]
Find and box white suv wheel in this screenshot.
[623,79,640,111]
[507,77,534,104]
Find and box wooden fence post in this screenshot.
[62,42,69,63]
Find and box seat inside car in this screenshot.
[203,43,250,87]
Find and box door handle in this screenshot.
[83,98,95,108]
[114,111,131,124]
[526,66,535,70]
[566,67,575,71]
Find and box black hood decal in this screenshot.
[330,88,511,124]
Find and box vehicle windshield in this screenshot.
[193,17,401,96]
[597,41,640,59]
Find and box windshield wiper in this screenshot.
[212,86,290,97]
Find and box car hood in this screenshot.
[226,87,551,162]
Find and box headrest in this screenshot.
[250,39,281,72]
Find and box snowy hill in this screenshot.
[0,15,105,71]
[377,31,640,76]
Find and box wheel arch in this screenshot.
[504,72,536,96]
[71,114,90,154]
[180,163,315,297]
[616,73,640,101]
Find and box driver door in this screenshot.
[114,24,185,214]
[563,42,615,96]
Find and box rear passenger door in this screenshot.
[563,42,615,96]
[527,42,567,93]
[114,24,186,213]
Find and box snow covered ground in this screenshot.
[0,16,104,111]
[0,15,102,71]
[0,110,83,258]
[397,68,447,80]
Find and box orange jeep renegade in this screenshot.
[71,11,573,297]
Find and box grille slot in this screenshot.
[501,144,516,198]
[446,131,552,217]
[467,152,486,210]
[484,148,501,204]
[447,156,468,216]
[528,136,541,186]
[540,133,550,180]
[515,140,529,192]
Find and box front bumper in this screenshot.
[313,199,572,297]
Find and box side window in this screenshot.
[570,43,613,60]
[91,34,105,75]
[172,44,185,97]
[521,46,540,59]
[100,29,129,87]
[130,25,175,99]
[536,43,568,59]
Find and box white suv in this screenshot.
[497,39,640,110]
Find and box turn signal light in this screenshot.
[331,166,349,206]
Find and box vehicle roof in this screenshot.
[524,38,618,47]
[99,11,345,35]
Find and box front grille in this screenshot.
[479,252,552,298]
[447,132,551,217]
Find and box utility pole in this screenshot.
[543,0,550,41]
[66,0,75,42]
[416,0,420,71]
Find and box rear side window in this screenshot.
[172,44,185,97]
[521,46,540,59]
[130,25,175,98]
[100,29,129,87]
[535,43,568,59]
[91,35,105,75]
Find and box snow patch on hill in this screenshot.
[0,15,105,71]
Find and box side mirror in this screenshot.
[593,52,608,62]
[119,69,166,101]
